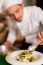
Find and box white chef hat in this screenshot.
[3,0,23,11]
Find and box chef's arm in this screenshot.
[30,7,43,44]
[36,7,43,25]
[4,29,16,47]
[7,29,16,44]
[5,29,25,46]
[25,34,37,44]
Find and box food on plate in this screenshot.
[16,51,39,62]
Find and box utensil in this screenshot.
[28,40,43,52]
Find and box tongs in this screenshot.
[28,40,43,52]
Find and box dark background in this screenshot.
[36,0,43,10]
[24,0,43,10]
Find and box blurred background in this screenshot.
[23,0,43,9]
[23,0,36,6]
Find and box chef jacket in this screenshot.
[6,6,43,44]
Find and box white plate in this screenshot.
[6,50,43,65]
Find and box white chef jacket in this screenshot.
[7,6,43,44]
[0,0,43,44]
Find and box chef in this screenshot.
[0,0,43,48]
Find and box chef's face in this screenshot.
[6,4,24,22]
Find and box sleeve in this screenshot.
[6,19,16,44]
[36,7,43,24]
[25,34,37,44]
[7,29,16,44]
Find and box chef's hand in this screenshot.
[4,41,13,48]
[36,32,43,45]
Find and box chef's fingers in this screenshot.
[40,42,43,45]
[40,32,43,39]
[37,33,42,41]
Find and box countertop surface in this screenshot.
[0,54,11,65]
